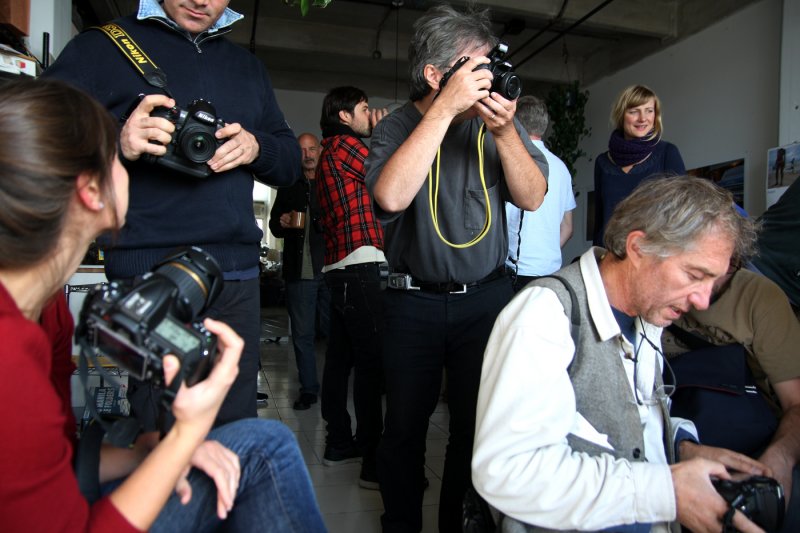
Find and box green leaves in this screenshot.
[545,81,591,186]
[284,0,333,16]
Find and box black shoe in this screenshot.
[292,393,317,410]
[323,443,362,466]
[256,391,269,406]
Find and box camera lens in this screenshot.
[500,74,522,100]
[180,127,217,164]
[155,247,223,320]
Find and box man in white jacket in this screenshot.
[474,176,769,533]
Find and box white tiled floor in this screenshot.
[256,307,449,532]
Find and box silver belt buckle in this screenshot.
[387,273,419,291]
[450,284,468,294]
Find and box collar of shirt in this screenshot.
[137,0,243,33]
[580,247,662,348]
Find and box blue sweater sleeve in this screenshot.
[663,143,686,175]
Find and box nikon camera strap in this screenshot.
[91,23,174,98]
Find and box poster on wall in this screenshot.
[766,142,800,208]
[687,158,745,208]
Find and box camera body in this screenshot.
[146,99,224,179]
[474,42,522,101]
[713,476,784,531]
[77,247,224,391]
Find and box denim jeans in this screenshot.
[150,419,326,533]
[321,263,384,468]
[377,276,513,533]
[285,276,330,395]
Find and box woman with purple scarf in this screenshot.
[592,85,685,245]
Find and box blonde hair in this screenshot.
[610,84,662,140]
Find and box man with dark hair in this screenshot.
[315,86,387,490]
[365,5,548,531]
[507,95,576,291]
[44,0,300,424]
[269,133,329,411]
[474,176,768,532]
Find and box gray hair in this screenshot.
[515,95,549,137]
[408,4,497,102]
[604,175,758,266]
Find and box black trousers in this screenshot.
[321,264,385,469]
[205,277,261,425]
[378,275,513,533]
[124,277,260,432]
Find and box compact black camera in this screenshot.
[474,42,522,101]
[713,476,784,532]
[145,99,224,179]
[77,247,224,393]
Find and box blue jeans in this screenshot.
[150,419,326,533]
[321,264,384,467]
[378,276,513,533]
[285,277,330,395]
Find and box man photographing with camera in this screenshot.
[365,5,547,532]
[45,0,300,425]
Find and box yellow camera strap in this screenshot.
[91,23,173,98]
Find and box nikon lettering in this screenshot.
[95,23,158,74]
[121,39,148,64]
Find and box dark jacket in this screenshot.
[269,179,325,281]
[44,11,300,277]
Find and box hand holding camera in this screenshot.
[145,99,225,178]
[437,42,522,132]
[77,247,225,407]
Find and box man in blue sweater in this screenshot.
[45,0,300,424]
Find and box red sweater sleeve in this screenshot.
[0,286,141,532]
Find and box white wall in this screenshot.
[564,0,782,264]
[28,0,72,64]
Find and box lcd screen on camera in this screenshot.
[95,322,150,379]
[154,316,201,354]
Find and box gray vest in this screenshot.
[498,261,676,533]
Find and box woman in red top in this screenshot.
[0,79,325,532]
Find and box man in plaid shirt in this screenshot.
[315,86,388,490]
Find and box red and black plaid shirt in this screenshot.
[316,134,384,266]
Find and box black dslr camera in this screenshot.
[77,247,224,395]
[145,99,224,179]
[713,476,784,532]
[439,42,522,101]
[474,42,522,101]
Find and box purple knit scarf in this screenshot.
[607,129,660,167]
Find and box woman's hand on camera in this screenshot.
[162,318,242,439]
[175,440,241,520]
[119,94,176,161]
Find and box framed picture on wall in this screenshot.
[687,158,745,208]
[766,142,800,208]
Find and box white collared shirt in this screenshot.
[473,248,693,530]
